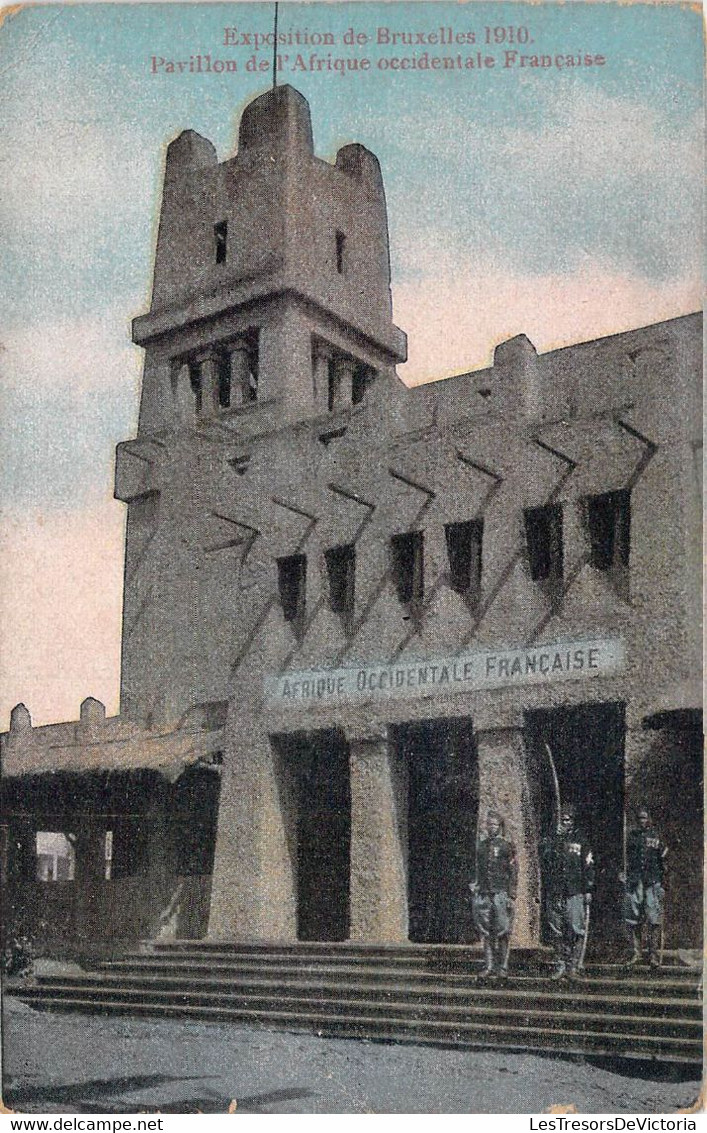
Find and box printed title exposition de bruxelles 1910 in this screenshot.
[149,21,608,75]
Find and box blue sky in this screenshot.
[0,1,702,725]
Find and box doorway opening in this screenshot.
[392,717,478,943]
[277,729,351,942]
[637,712,702,950]
[525,702,625,951]
[168,765,222,938]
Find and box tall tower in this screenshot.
[132,84,405,429]
[114,86,407,722]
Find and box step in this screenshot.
[17,994,703,1064]
[145,942,701,973]
[96,958,701,998]
[19,981,701,1040]
[132,946,703,982]
[17,940,699,1067]
[146,941,702,975]
[30,972,702,1020]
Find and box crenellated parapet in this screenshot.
[1,697,227,781]
[131,85,406,437]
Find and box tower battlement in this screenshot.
[131,85,406,434]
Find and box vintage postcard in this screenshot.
[0,0,703,1116]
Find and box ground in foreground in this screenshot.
[1,996,700,1114]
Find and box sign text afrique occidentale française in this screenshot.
[266,638,625,707]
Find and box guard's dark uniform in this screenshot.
[472,832,518,975]
[623,822,668,965]
[542,825,595,976]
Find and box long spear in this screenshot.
[543,742,561,832]
[542,741,563,966]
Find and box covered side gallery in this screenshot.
[1,87,702,960]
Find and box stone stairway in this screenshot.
[13,941,703,1065]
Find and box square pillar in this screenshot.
[331,357,354,409]
[475,726,540,946]
[259,307,314,413]
[312,344,330,414]
[347,723,408,942]
[207,733,297,942]
[228,343,253,407]
[151,358,174,430]
[171,361,196,426]
[197,352,220,419]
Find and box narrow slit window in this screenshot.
[217,351,231,408]
[245,329,259,402]
[327,357,337,412]
[352,364,371,406]
[214,221,228,264]
[445,519,483,599]
[325,544,356,617]
[335,231,346,274]
[524,504,563,582]
[586,489,630,572]
[188,361,202,413]
[278,554,307,623]
[391,531,424,607]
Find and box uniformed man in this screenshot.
[542,804,595,980]
[622,805,668,968]
[470,809,518,978]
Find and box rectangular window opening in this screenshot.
[445,519,483,599]
[352,364,372,406]
[244,329,259,403]
[391,531,424,607]
[327,357,338,412]
[586,489,631,573]
[217,351,231,408]
[188,361,202,414]
[214,220,228,264]
[36,831,75,883]
[335,230,346,274]
[325,544,356,618]
[524,504,563,582]
[278,554,307,623]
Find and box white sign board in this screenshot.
[265,638,625,707]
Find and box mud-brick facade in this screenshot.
[1,86,702,957]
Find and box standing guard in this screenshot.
[622,805,668,968]
[542,803,595,980]
[470,810,518,979]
